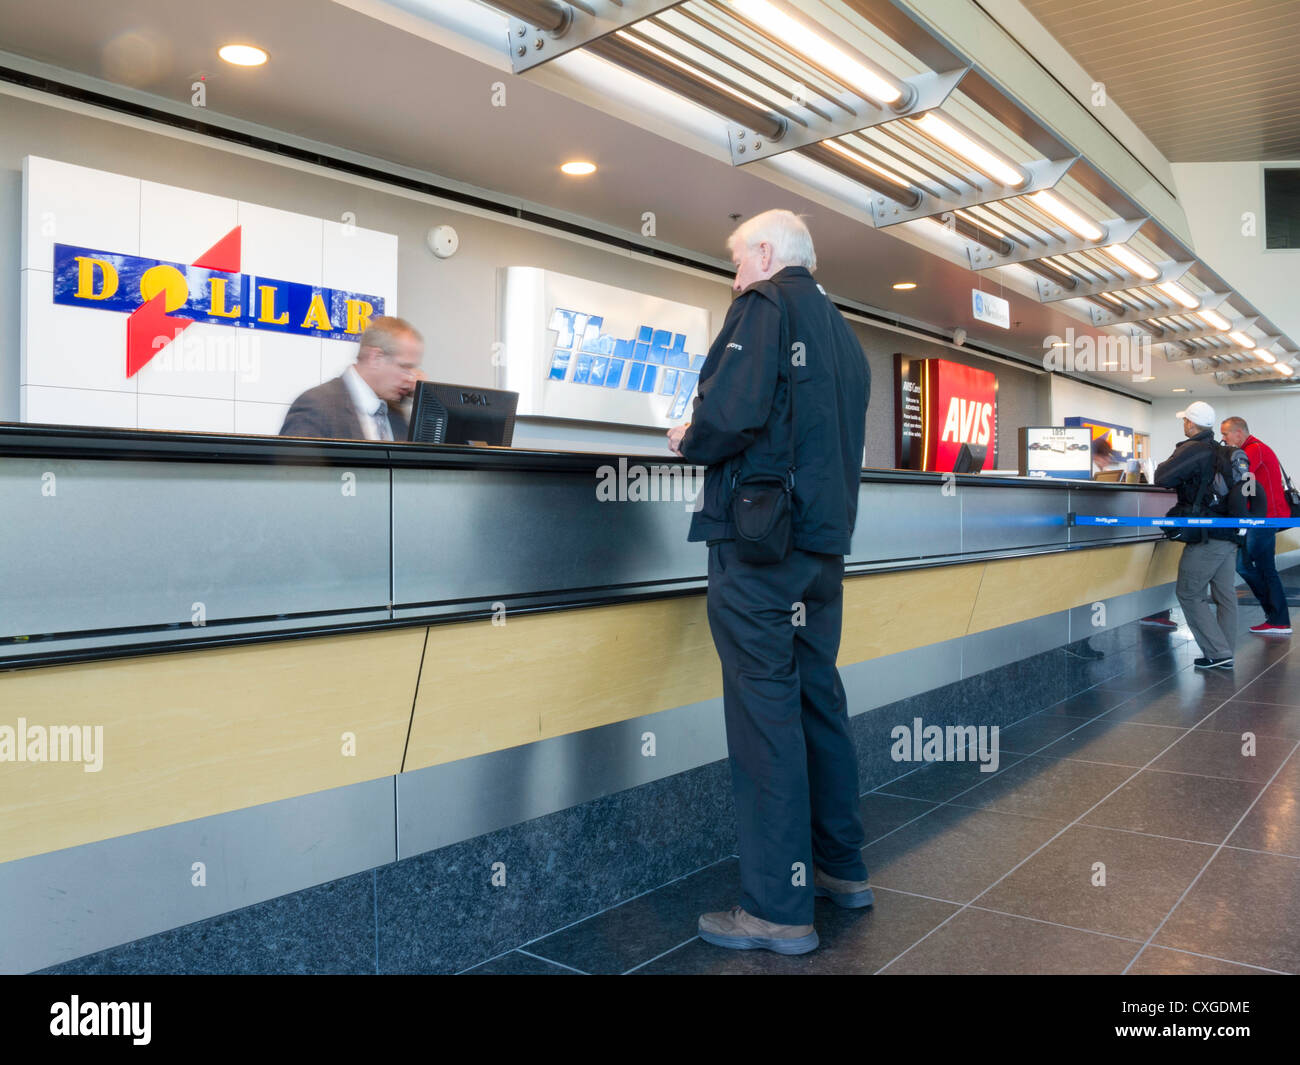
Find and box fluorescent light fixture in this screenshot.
[614,30,771,113]
[892,281,917,290]
[218,44,267,66]
[1172,387,1189,392]
[561,161,597,176]
[1157,281,1199,309]
[1255,349,1276,364]
[1051,341,1069,348]
[1196,309,1231,331]
[1277,363,1294,375]
[1102,244,1158,280]
[1227,330,1256,349]
[1027,191,1104,241]
[822,140,912,189]
[731,0,902,105]
[912,112,1025,187]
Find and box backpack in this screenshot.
[1164,443,1251,543]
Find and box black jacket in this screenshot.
[679,266,869,555]
[279,375,409,441]
[1153,428,1239,543]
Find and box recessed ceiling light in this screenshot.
[892,281,917,290]
[1172,387,1189,392]
[561,161,597,176]
[218,44,268,66]
[1051,341,1070,348]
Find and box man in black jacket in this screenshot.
[667,210,870,954]
[1153,401,1239,668]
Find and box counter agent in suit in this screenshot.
[668,209,871,955]
[280,316,423,441]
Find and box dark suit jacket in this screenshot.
[279,375,409,441]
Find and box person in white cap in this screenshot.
[1153,401,1240,668]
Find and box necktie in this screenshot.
[374,404,393,441]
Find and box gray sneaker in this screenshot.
[697,906,819,955]
[814,867,875,909]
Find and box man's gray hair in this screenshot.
[726,209,817,272]
[1223,415,1249,434]
[358,315,422,360]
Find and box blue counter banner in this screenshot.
[1071,514,1300,528]
[52,242,384,342]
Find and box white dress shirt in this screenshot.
[342,365,393,441]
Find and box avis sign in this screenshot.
[894,355,998,472]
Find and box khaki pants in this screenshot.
[1176,537,1239,660]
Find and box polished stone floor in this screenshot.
[464,600,1300,975]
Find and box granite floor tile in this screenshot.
[462,950,582,974]
[1097,673,1240,727]
[520,859,739,975]
[1036,719,1184,768]
[1202,700,1300,739]
[880,906,1140,975]
[875,752,1025,803]
[633,886,957,974]
[1234,677,1300,709]
[1155,848,1300,973]
[977,824,1215,940]
[857,792,939,844]
[1147,729,1294,784]
[1126,946,1275,975]
[998,713,1094,755]
[1226,785,1300,858]
[1275,751,1300,791]
[861,804,1065,904]
[1039,687,1137,719]
[1081,770,1262,845]
[949,755,1135,822]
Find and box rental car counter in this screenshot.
[6,423,1292,973]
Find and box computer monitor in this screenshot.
[952,442,986,474]
[407,382,518,447]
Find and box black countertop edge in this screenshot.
[0,424,1172,492]
[0,534,1167,672]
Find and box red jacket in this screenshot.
[1242,435,1289,518]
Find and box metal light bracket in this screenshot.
[506,1,681,73]
[1035,260,1193,303]
[968,217,1146,272]
[727,68,968,165]
[1086,291,1229,328]
[870,155,1077,228]
[1149,316,1259,346]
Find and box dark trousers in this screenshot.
[1237,528,1291,626]
[706,540,867,926]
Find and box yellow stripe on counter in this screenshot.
[968,543,1154,634]
[0,628,425,864]
[405,596,721,772]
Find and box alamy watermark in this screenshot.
[596,457,704,511]
[891,716,1000,773]
[1042,328,1151,382]
[0,718,104,772]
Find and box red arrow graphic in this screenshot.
[124,226,241,377]
[126,292,195,378]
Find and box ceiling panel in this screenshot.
[1020,0,1300,161]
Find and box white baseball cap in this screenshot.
[1176,401,1216,428]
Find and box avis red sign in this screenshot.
[895,356,998,472]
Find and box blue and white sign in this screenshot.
[972,289,1010,329]
[501,267,711,429]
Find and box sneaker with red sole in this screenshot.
[1250,623,1293,636]
[1141,616,1179,629]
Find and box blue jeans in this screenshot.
[1237,529,1291,626]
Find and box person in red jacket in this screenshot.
[1222,417,1292,635]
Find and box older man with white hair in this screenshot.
[668,209,872,954]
